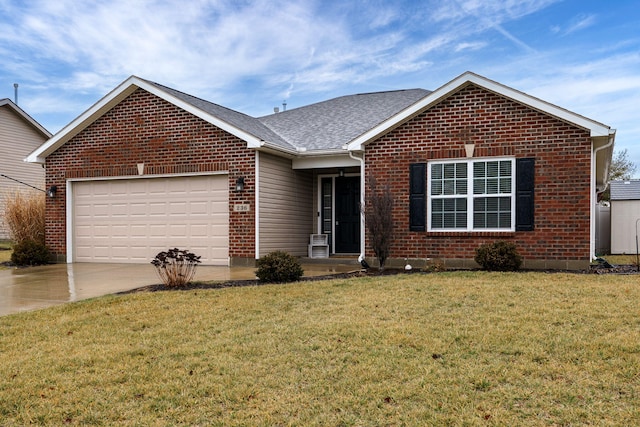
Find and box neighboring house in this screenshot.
[0,98,51,239]
[609,180,640,254]
[26,72,615,269]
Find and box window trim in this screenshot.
[427,157,516,232]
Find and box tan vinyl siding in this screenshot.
[258,152,313,257]
[0,106,47,239]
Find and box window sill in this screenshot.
[425,231,516,238]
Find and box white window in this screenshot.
[428,158,515,231]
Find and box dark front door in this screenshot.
[335,176,360,253]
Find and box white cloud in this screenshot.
[429,0,560,23]
[454,41,487,52]
[562,14,597,35]
[0,0,562,102]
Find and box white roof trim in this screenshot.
[25,76,263,163]
[292,153,359,170]
[0,98,52,139]
[346,71,613,151]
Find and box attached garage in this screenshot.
[71,174,229,265]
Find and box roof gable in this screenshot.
[346,71,615,151]
[0,98,51,139]
[26,76,295,163]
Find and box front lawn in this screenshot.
[0,272,638,425]
[0,240,11,265]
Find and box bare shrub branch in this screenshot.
[363,176,394,270]
[151,248,202,287]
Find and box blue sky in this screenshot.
[1,0,639,175]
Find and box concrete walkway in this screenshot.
[0,262,358,317]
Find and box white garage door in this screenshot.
[73,175,229,265]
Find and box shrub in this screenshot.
[255,251,304,283]
[151,248,201,287]
[10,239,51,266]
[474,241,522,271]
[3,191,50,265]
[3,190,46,245]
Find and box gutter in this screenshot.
[593,130,616,194]
[590,130,616,261]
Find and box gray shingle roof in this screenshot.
[610,180,640,200]
[143,79,430,153]
[258,89,430,151]
[143,80,295,151]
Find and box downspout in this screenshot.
[349,150,366,263]
[255,151,260,261]
[590,131,616,260]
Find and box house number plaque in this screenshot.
[234,204,250,212]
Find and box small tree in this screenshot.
[609,148,637,181]
[601,148,638,201]
[364,176,394,271]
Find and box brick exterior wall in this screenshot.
[45,89,256,263]
[364,84,593,269]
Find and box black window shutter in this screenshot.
[409,163,426,231]
[516,158,535,231]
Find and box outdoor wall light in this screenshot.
[339,169,344,177]
[46,185,57,198]
[235,177,245,192]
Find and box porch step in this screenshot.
[301,256,360,265]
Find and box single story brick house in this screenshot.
[27,72,615,269]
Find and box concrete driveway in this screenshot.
[0,261,357,316]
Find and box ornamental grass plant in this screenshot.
[0,272,638,425]
[2,190,50,265]
[3,190,45,245]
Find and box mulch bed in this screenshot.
[118,269,368,294]
[589,264,639,275]
[119,264,638,294]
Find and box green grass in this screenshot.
[0,240,11,265]
[0,272,638,425]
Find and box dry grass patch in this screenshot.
[603,254,639,266]
[0,272,638,425]
[0,240,11,265]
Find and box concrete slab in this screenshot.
[0,262,358,317]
